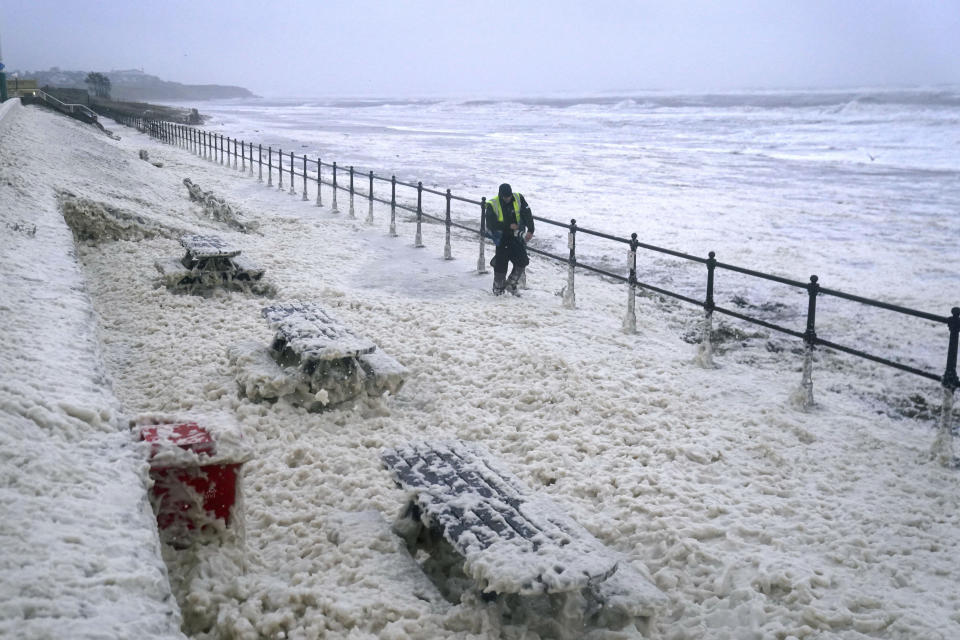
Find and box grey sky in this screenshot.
[2,0,959,97]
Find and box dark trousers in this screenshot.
[493,236,529,275]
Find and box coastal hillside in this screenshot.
[9,67,255,100]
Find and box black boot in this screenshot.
[506,266,524,296]
[492,271,507,296]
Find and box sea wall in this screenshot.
[0,101,184,639]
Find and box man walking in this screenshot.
[485,183,534,296]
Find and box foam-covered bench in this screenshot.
[382,440,667,638]
[229,301,407,409]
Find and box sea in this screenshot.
[185,87,960,377]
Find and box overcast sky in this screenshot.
[2,0,959,97]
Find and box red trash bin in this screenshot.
[140,422,245,545]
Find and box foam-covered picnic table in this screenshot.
[382,440,667,636]
[228,301,407,409]
[154,234,265,292]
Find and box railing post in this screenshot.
[348,166,356,217]
[289,151,296,195]
[316,158,323,207]
[443,189,454,259]
[366,171,375,224]
[241,140,246,172]
[563,219,577,309]
[203,131,208,159]
[278,148,283,190]
[233,138,238,169]
[248,142,254,176]
[622,233,639,334]
[331,162,339,212]
[220,134,225,164]
[267,146,273,187]
[932,307,960,466]
[794,275,819,410]
[258,144,263,182]
[389,176,398,236]
[415,181,425,247]
[302,155,308,200]
[696,251,718,367]
[477,197,488,273]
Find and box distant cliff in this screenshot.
[9,68,256,101]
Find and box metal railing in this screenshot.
[35,90,98,120]
[111,115,960,440]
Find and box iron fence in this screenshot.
[108,114,959,434]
